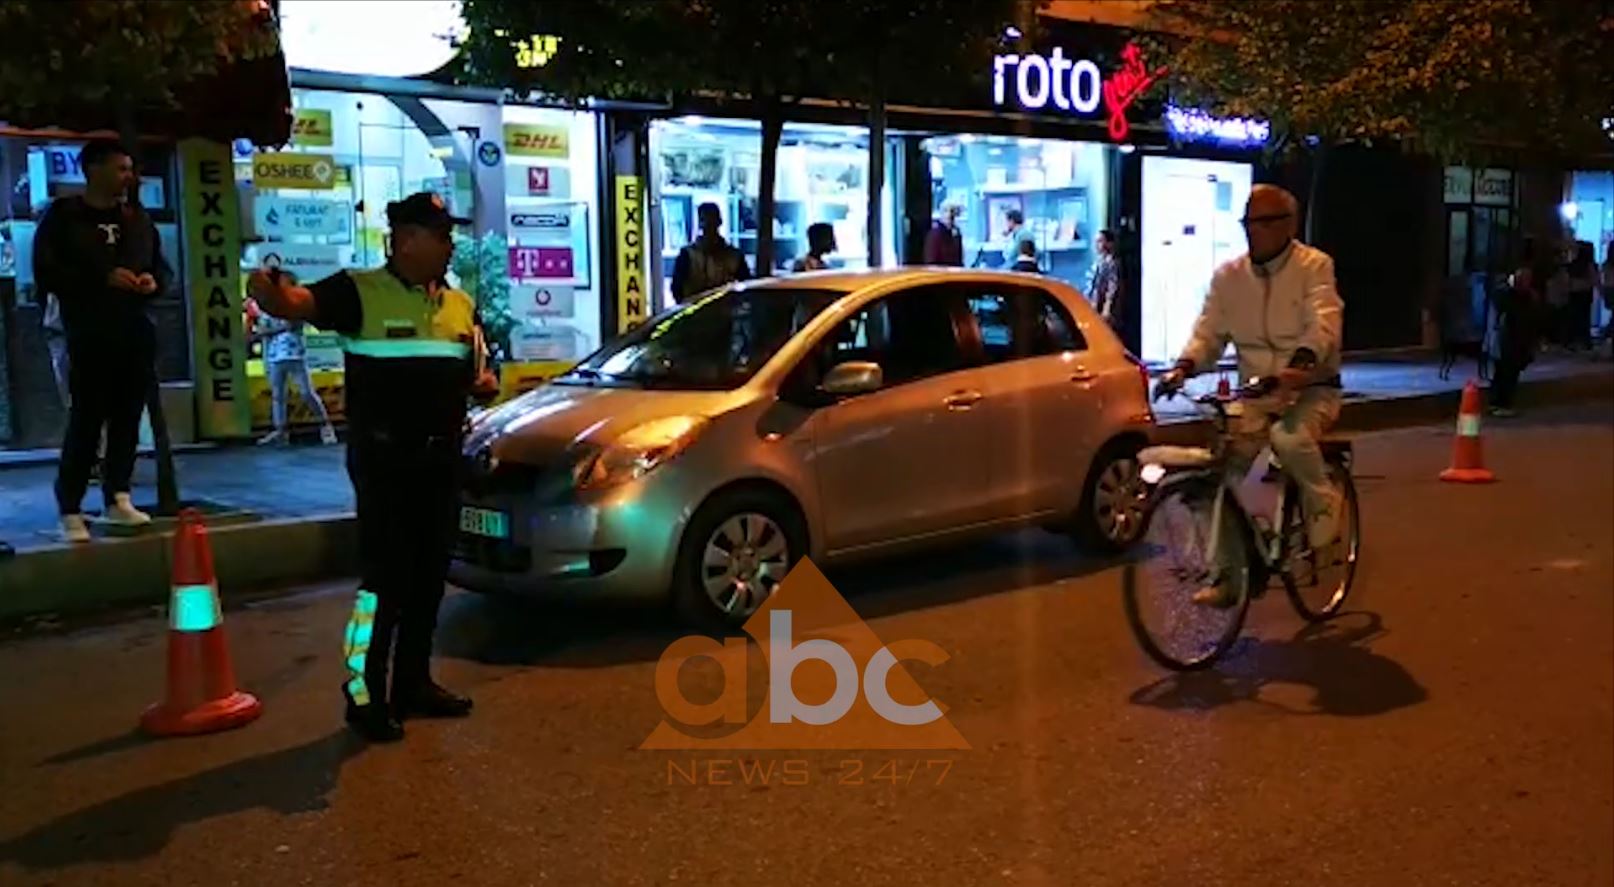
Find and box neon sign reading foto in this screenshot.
[992,42,1167,142]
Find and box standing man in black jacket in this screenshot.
[33,141,171,543]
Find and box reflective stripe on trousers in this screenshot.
[342,590,378,706]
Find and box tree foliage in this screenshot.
[1148,0,1614,162]
[0,0,280,124]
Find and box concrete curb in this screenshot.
[1,366,1608,624]
[0,514,357,622]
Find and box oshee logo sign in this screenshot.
[641,558,969,751]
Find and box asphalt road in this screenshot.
[2,401,1611,887]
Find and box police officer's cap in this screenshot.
[387,192,471,232]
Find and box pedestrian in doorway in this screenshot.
[1565,241,1598,352]
[923,203,964,266]
[1011,237,1040,273]
[33,141,169,544]
[1490,239,1546,417]
[40,291,70,410]
[792,223,836,272]
[254,270,337,447]
[671,202,750,303]
[1087,229,1123,329]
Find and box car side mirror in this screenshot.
[821,361,883,396]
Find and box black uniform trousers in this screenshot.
[346,426,461,707]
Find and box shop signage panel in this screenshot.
[505,164,572,197]
[504,123,570,158]
[1473,168,1513,206]
[510,284,575,318]
[179,138,251,439]
[255,197,350,237]
[292,109,334,147]
[1444,167,1474,204]
[511,325,583,361]
[510,208,572,231]
[991,41,1167,141]
[252,152,336,190]
[259,243,344,284]
[615,175,649,333]
[508,245,574,279]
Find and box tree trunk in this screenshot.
[756,97,784,277]
[866,90,887,269]
[119,103,182,515]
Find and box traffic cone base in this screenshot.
[1439,466,1496,484]
[141,509,262,737]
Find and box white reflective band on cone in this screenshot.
[171,583,223,632]
[1458,415,1481,437]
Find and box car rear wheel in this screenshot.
[1074,440,1147,553]
[672,488,807,632]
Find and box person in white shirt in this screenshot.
[1156,185,1345,605]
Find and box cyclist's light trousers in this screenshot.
[1228,387,1342,524]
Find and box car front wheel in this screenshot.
[671,488,807,632]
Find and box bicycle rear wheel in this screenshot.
[1123,481,1253,671]
[1283,460,1361,621]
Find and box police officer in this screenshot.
[249,192,496,742]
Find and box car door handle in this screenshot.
[1070,367,1098,383]
[943,390,983,409]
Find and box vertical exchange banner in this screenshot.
[179,138,250,439]
[615,175,648,334]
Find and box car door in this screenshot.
[962,284,1099,519]
[808,285,996,552]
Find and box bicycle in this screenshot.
[1123,377,1361,671]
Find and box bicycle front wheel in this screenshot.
[1284,460,1361,621]
[1123,481,1253,671]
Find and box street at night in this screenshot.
[3,400,1610,887]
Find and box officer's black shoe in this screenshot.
[394,681,473,720]
[344,695,405,742]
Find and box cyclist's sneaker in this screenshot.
[1191,584,1240,609]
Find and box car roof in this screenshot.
[736,267,1072,294]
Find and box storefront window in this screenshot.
[648,117,898,308]
[920,134,1114,290]
[236,89,604,431]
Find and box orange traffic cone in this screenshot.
[141,509,262,736]
[1439,381,1496,484]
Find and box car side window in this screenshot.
[964,285,1086,363]
[799,285,969,391]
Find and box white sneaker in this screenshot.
[258,430,289,447]
[320,424,338,445]
[61,514,91,544]
[105,494,152,527]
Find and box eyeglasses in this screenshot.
[1241,213,1292,228]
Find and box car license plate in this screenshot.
[459,506,509,540]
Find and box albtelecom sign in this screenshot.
[991,42,1168,141]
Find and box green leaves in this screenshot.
[0,0,278,121]
[1149,0,1614,163]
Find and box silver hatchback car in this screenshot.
[451,269,1156,627]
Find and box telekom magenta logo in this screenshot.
[992,42,1168,141]
[641,558,969,751]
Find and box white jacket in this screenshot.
[1177,241,1344,381]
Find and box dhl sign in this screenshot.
[291,109,334,147]
[504,123,570,158]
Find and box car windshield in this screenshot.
[556,285,849,391]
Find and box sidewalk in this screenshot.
[1,351,1610,622]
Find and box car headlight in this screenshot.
[571,415,709,491]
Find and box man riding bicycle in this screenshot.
[1155,185,1345,605]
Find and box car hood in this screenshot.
[465,382,741,466]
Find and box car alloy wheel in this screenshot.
[701,512,791,618]
[1092,455,1146,546]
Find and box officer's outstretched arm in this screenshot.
[247,269,318,323]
